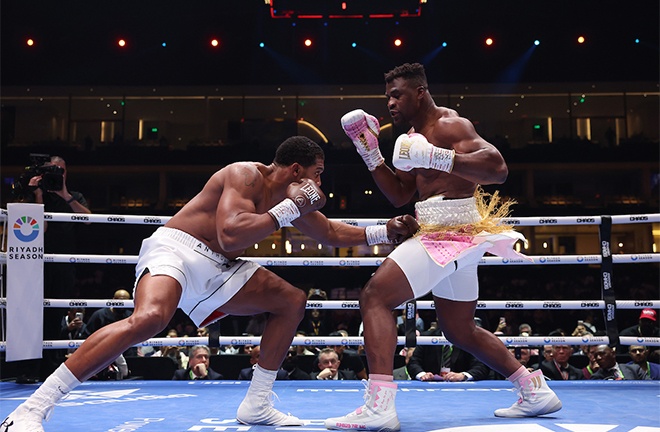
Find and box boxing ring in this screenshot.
[1,209,659,431]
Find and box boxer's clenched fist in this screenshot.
[386,214,420,244]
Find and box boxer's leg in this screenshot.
[433,259,562,418]
[220,268,306,426]
[1,273,181,432]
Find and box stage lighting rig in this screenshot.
[266,0,425,19]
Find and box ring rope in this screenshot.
[0,253,658,266]
[1,298,658,310]
[0,335,657,352]
[1,209,659,227]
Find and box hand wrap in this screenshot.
[341,109,384,171]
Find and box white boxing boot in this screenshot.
[1,364,80,432]
[325,379,400,431]
[494,369,562,417]
[1,403,52,432]
[236,364,303,426]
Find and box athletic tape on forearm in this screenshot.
[430,147,455,173]
[268,198,301,230]
[365,225,391,246]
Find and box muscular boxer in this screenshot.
[325,64,561,431]
[3,136,419,432]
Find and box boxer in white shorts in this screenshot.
[134,226,260,328]
[4,136,419,432]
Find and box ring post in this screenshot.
[599,216,620,347]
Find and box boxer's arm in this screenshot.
[370,164,418,208]
[432,117,508,185]
[216,167,287,252]
[293,211,368,247]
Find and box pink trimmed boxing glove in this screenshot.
[340,109,384,171]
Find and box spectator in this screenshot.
[393,347,415,380]
[618,309,659,354]
[86,289,133,334]
[590,345,650,380]
[153,329,189,370]
[627,345,660,380]
[539,345,583,380]
[16,155,92,383]
[311,348,358,380]
[407,328,490,382]
[581,345,600,379]
[173,345,222,380]
[238,346,288,380]
[327,331,367,380]
[518,323,533,336]
[60,308,90,358]
[281,348,312,380]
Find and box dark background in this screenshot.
[2,0,658,86]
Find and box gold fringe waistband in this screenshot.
[417,187,516,237]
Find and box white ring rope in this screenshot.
[1,209,659,226]
[0,335,657,352]
[1,299,658,310]
[1,253,658,266]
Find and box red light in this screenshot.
[394,38,402,47]
[117,39,126,47]
[341,2,347,9]
[304,38,312,47]
[485,37,494,46]
[26,38,35,47]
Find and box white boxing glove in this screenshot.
[392,133,455,173]
[341,109,384,171]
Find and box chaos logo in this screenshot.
[13,216,40,242]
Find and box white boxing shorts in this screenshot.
[134,227,260,327]
[388,196,489,302]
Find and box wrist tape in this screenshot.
[362,147,385,172]
[365,225,391,246]
[268,198,301,230]
[430,147,455,173]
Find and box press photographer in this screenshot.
[13,155,92,384]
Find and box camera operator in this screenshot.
[16,155,92,384]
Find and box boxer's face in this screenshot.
[299,157,324,186]
[385,77,418,126]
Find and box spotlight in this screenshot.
[534,39,540,46]
[304,38,312,47]
[577,36,585,44]
[635,38,640,44]
[442,41,447,47]
[259,42,265,48]
[210,38,220,47]
[351,42,357,48]
[394,38,402,47]
[26,38,35,47]
[117,39,126,47]
[485,37,494,46]
[161,42,167,47]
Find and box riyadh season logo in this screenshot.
[13,216,40,242]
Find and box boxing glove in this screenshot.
[393,133,455,173]
[268,179,327,229]
[365,214,420,245]
[341,109,384,171]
